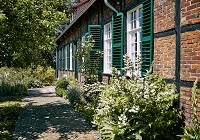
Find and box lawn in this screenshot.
[0,96,22,140]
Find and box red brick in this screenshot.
[186,14,198,20]
[192,64,200,69]
[182,11,192,17]
[187,4,197,11]
[186,101,192,105]
[184,112,191,118]
[181,87,191,92]
[192,56,200,60]
[181,95,191,101]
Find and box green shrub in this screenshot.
[67,86,83,105]
[0,96,22,140]
[67,75,78,86]
[14,83,27,95]
[0,66,55,96]
[0,67,29,96]
[35,65,55,86]
[27,79,43,89]
[56,77,69,90]
[55,87,68,98]
[90,55,183,140]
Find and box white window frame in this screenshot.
[81,35,86,63]
[65,45,68,70]
[70,43,73,70]
[103,22,112,74]
[127,5,142,75]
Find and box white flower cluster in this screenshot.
[118,114,128,128]
[129,106,139,113]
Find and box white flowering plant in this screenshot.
[92,54,183,140]
[178,79,200,140]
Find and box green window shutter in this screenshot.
[88,25,102,74]
[65,45,67,70]
[59,48,62,70]
[141,0,153,76]
[77,39,81,72]
[61,47,63,70]
[112,12,124,73]
[62,46,65,70]
[67,45,70,70]
[72,42,75,71]
[56,48,59,70]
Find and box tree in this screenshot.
[0,0,68,68]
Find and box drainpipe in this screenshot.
[104,0,118,14]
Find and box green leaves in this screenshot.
[178,79,200,140]
[91,56,182,140]
[0,0,67,67]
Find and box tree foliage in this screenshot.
[0,0,68,67]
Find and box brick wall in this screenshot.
[154,0,200,123]
[181,30,200,82]
[102,1,113,22]
[181,0,200,26]
[126,0,134,7]
[180,87,200,124]
[154,0,175,33]
[154,35,176,79]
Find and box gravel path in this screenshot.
[12,86,99,140]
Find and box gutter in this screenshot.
[56,0,97,41]
[104,0,118,14]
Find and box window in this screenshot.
[103,22,112,74]
[127,5,142,74]
[66,44,70,70]
[70,43,73,70]
[81,36,86,63]
[82,35,86,46]
[62,46,65,70]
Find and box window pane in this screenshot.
[139,8,142,17]
[135,33,137,42]
[134,11,136,20]
[131,22,134,30]
[139,18,142,27]
[131,12,133,21]
[104,22,112,73]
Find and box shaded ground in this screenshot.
[0,95,22,140]
[12,86,98,140]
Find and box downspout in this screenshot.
[104,0,118,14]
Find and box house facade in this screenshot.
[56,0,200,123]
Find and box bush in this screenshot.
[89,55,183,140]
[67,75,78,87]
[0,96,22,139]
[93,72,182,140]
[55,87,68,98]
[67,85,84,105]
[35,65,55,86]
[0,67,29,96]
[27,79,43,89]
[0,66,55,96]
[56,77,69,90]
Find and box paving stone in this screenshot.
[12,86,98,140]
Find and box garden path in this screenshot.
[12,86,98,140]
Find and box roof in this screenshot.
[56,0,97,41]
[73,0,90,8]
